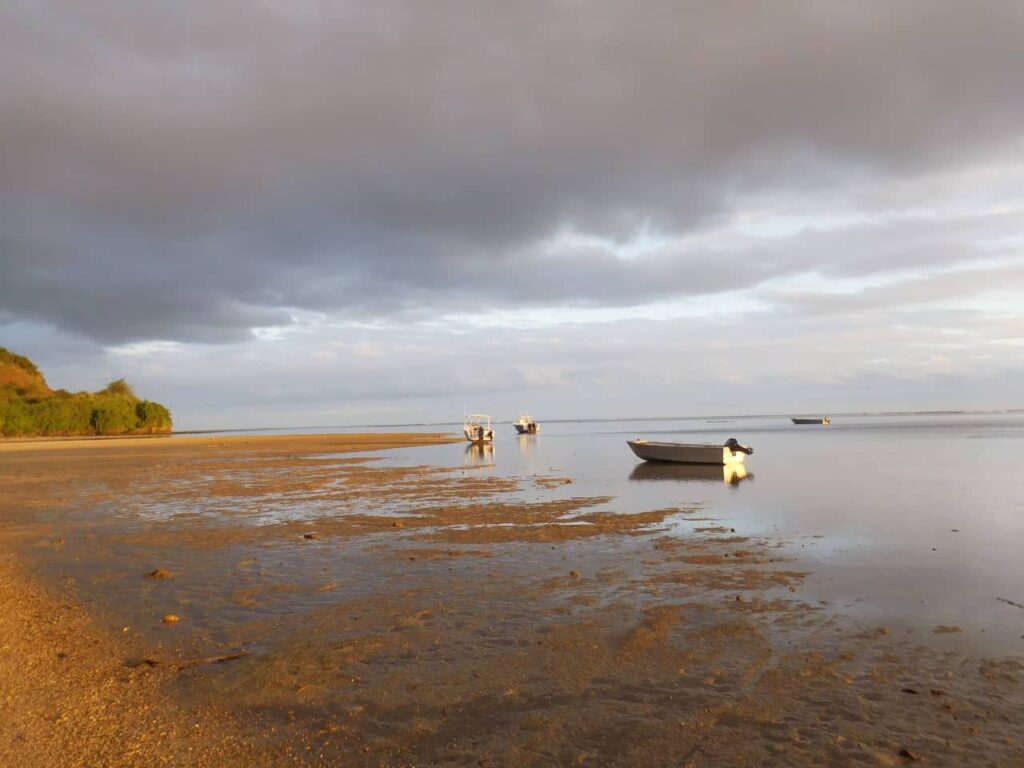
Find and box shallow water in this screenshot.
[326,413,1024,655]
[11,419,1024,764]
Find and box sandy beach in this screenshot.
[2,433,1022,767]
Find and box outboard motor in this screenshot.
[724,437,753,456]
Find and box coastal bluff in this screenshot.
[0,347,172,437]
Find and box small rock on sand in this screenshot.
[145,569,173,579]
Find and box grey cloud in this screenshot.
[94,302,1022,429]
[769,261,1024,316]
[2,1,1024,343]
[0,231,294,342]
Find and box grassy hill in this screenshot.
[0,348,52,398]
[0,347,172,437]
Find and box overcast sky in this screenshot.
[2,1,1023,428]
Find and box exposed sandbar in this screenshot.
[2,432,1022,766]
[0,431,460,453]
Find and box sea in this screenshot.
[186,411,1024,654]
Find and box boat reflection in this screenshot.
[516,434,537,458]
[628,462,751,486]
[464,442,495,467]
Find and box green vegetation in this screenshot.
[0,347,173,437]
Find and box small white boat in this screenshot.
[512,414,539,434]
[463,413,495,443]
[627,438,753,465]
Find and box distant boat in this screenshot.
[463,413,495,443]
[791,417,830,425]
[627,438,753,465]
[512,414,539,434]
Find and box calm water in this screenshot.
[306,413,1024,655]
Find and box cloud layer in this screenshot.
[4,1,1024,339]
[2,1,1023,424]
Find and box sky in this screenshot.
[2,1,1023,429]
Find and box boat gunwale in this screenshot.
[628,440,731,449]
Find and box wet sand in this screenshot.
[1,433,1022,766]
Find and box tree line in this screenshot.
[0,348,173,437]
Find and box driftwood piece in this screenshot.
[141,650,249,669]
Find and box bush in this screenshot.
[136,400,172,434]
[32,397,94,436]
[101,379,136,397]
[0,397,36,436]
[90,397,141,435]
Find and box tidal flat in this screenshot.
[1,430,1022,767]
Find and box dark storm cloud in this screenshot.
[2,0,1023,343]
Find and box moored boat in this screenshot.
[512,414,539,434]
[463,413,495,443]
[627,437,753,465]
[791,417,830,425]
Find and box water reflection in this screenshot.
[516,434,537,458]
[345,413,1024,654]
[628,461,751,486]
[464,442,495,467]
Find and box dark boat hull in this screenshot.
[627,440,748,465]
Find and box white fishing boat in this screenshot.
[627,438,753,465]
[512,414,539,434]
[463,413,495,443]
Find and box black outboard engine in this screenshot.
[724,437,753,456]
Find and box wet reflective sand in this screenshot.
[1,423,1023,766]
